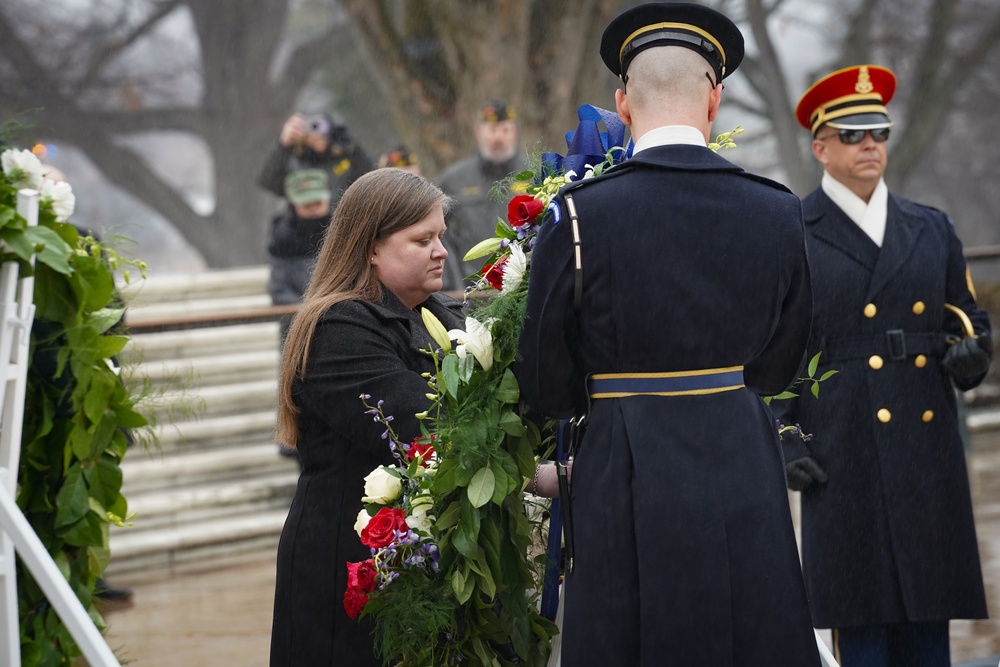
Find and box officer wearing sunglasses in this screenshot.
[776,64,992,667]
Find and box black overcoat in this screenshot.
[269,290,464,667]
[779,188,989,629]
[517,144,821,666]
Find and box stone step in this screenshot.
[140,379,276,422]
[107,508,290,574]
[122,322,278,363]
[121,470,297,531]
[119,266,269,306]
[135,349,278,389]
[125,293,274,327]
[148,411,278,451]
[122,442,293,491]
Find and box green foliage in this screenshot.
[0,152,148,665]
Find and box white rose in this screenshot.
[448,316,494,371]
[354,509,372,537]
[1,149,44,190]
[40,179,75,221]
[501,244,527,294]
[360,466,402,504]
[406,494,435,533]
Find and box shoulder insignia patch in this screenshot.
[547,200,562,225]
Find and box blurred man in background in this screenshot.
[437,100,526,291]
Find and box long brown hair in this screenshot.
[276,168,451,446]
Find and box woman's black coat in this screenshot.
[269,289,464,667]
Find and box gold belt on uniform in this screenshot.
[588,366,745,399]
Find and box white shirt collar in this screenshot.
[821,172,888,248]
[632,125,707,155]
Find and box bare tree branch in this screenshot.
[71,0,185,96]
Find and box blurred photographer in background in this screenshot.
[258,112,374,204]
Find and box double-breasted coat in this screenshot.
[269,290,464,667]
[517,144,821,666]
[779,188,989,629]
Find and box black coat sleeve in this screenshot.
[943,215,993,391]
[299,303,435,448]
[258,143,296,197]
[745,197,813,397]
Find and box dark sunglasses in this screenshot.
[821,127,891,145]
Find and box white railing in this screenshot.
[0,189,121,667]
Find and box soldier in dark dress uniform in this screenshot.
[780,65,992,666]
[269,169,464,667]
[516,4,821,665]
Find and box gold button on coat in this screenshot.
[877,408,892,423]
[912,301,926,315]
[869,355,884,370]
[864,303,877,318]
[914,355,927,368]
[922,410,934,422]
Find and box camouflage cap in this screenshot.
[284,169,331,205]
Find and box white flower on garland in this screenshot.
[361,466,402,504]
[1,149,44,190]
[448,316,494,371]
[40,179,76,221]
[501,243,527,294]
[406,494,435,533]
[354,508,371,537]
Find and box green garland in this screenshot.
[1,147,147,666]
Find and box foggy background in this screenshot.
[1,0,997,275]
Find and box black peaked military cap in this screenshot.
[600,2,744,84]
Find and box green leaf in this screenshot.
[811,381,821,398]
[54,466,90,529]
[819,369,839,381]
[807,351,821,378]
[114,402,147,429]
[24,225,73,274]
[451,567,467,599]
[467,467,495,508]
[435,501,462,532]
[499,409,526,436]
[60,512,104,547]
[495,369,520,404]
[458,350,475,382]
[460,500,481,544]
[0,226,34,261]
[89,308,126,335]
[515,170,535,180]
[441,354,460,399]
[451,526,478,558]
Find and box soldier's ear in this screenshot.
[811,138,828,165]
[615,88,632,126]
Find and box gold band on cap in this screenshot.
[810,95,889,133]
[619,22,727,69]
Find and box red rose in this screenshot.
[360,507,408,549]
[347,559,378,593]
[508,195,544,227]
[343,586,369,619]
[407,442,435,466]
[480,256,507,291]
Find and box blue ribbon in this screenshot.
[540,420,571,621]
[541,104,632,180]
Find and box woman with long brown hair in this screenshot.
[269,168,464,667]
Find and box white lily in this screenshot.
[448,316,494,371]
[40,179,76,221]
[501,244,527,294]
[1,149,44,190]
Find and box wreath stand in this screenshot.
[0,189,121,666]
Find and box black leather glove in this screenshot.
[942,337,992,383]
[785,457,828,492]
